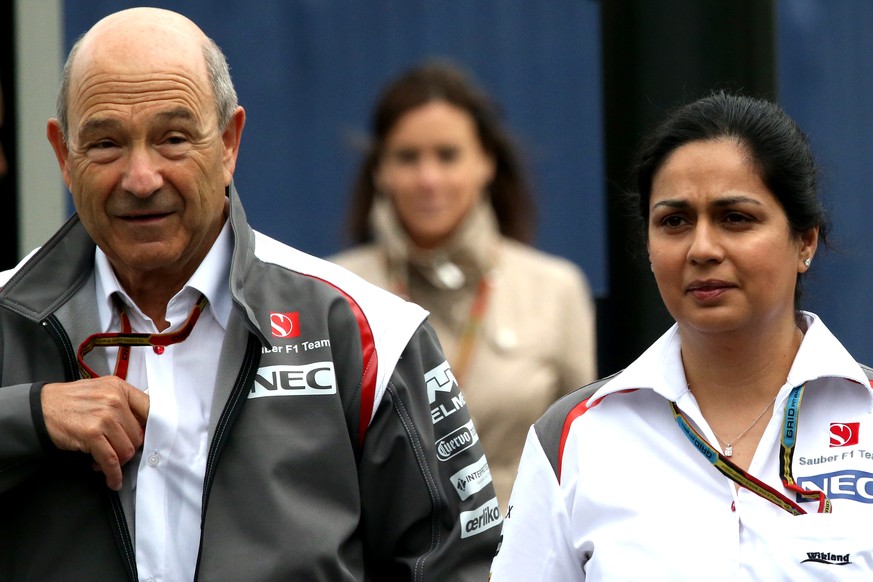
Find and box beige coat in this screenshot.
[330,197,596,508]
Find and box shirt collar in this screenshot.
[592,311,871,404]
[786,311,870,388]
[95,219,234,332]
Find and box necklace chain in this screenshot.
[711,396,777,457]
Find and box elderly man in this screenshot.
[0,8,499,581]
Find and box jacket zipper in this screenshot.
[192,333,261,580]
[42,314,139,582]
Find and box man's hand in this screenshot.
[41,378,150,491]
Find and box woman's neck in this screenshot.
[681,319,803,407]
[680,318,804,470]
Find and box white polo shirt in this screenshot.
[94,220,232,582]
[491,312,873,581]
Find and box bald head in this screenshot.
[88,7,205,41]
[57,8,237,141]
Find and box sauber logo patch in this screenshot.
[250,363,336,398]
[270,312,300,338]
[830,422,860,447]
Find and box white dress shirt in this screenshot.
[492,313,873,581]
[93,220,232,582]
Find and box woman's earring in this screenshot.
[803,257,811,268]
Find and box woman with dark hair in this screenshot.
[491,92,873,580]
[331,61,596,509]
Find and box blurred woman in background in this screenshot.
[331,61,596,508]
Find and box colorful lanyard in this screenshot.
[671,384,831,515]
[77,294,209,380]
[447,275,492,384]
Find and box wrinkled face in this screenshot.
[48,29,242,287]
[375,100,495,249]
[647,139,816,336]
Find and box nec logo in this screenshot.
[249,363,336,398]
[270,312,300,338]
[797,470,873,503]
[830,423,860,447]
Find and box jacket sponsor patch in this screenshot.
[460,497,502,539]
[425,361,457,404]
[425,361,469,425]
[450,455,492,500]
[270,311,300,338]
[830,422,860,447]
[436,419,479,462]
[250,363,336,398]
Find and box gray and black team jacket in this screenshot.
[0,184,500,581]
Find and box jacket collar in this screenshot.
[0,182,265,346]
[0,214,96,322]
[592,312,871,405]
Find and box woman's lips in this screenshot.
[686,280,735,301]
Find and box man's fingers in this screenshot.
[101,410,140,466]
[126,386,150,427]
[40,378,150,489]
[89,436,124,491]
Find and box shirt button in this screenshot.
[147,453,161,467]
[153,345,165,354]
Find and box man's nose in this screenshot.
[120,145,163,196]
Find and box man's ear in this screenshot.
[221,106,246,185]
[46,119,72,189]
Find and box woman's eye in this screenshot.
[724,212,751,224]
[660,215,686,228]
[437,147,459,163]
[392,149,417,164]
